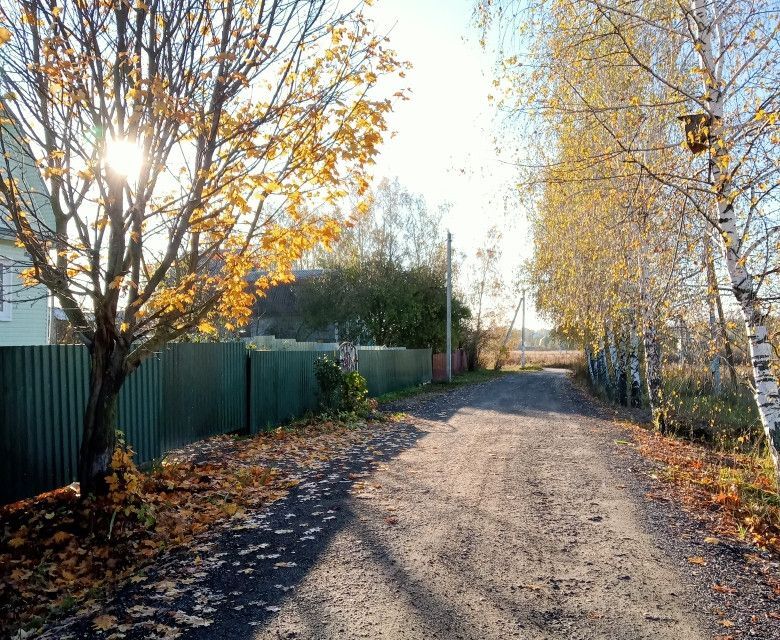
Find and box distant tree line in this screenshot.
[297,178,470,351]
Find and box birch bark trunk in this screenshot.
[606,325,619,401]
[629,323,642,408]
[586,346,596,384]
[703,236,722,395]
[692,0,780,484]
[640,262,667,432]
[618,331,629,406]
[597,338,608,391]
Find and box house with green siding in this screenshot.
[0,124,53,346]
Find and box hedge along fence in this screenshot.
[0,345,431,505]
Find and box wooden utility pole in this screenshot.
[446,231,452,382]
[520,289,526,368]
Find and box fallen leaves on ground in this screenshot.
[92,614,117,631]
[0,416,389,637]
[619,421,780,555]
[713,583,739,595]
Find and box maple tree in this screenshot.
[0,0,405,494]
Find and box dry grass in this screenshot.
[500,350,582,369]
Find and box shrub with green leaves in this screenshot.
[314,356,372,417]
[314,356,343,411]
[342,370,370,415]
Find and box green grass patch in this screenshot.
[663,368,761,451]
[376,369,511,404]
[501,364,544,372]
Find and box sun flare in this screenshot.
[104,137,143,180]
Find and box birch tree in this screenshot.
[480,0,780,483]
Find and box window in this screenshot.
[0,262,12,322]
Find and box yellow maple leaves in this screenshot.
[0,0,408,372]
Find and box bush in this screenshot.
[314,356,371,417]
[342,370,370,415]
[314,356,343,411]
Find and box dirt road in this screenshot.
[254,370,707,639]
[44,369,721,640]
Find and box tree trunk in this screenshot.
[714,276,738,389]
[703,235,722,394]
[596,339,608,390]
[639,263,667,432]
[78,336,127,496]
[585,345,595,384]
[629,323,642,408]
[692,0,780,485]
[706,235,738,389]
[618,331,629,407]
[606,326,619,401]
[642,318,667,433]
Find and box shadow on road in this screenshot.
[45,370,605,640]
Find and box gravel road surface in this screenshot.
[254,370,708,640]
[46,369,750,640]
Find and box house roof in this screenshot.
[252,269,326,317]
[247,268,325,283]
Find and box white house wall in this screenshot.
[0,239,49,345]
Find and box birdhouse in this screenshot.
[677,113,711,154]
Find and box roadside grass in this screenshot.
[500,349,582,370]
[0,414,392,637]
[501,364,544,372]
[376,368,512,404]
[662,366,762,452]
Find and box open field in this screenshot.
[501,349,582,369]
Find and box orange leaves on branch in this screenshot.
[0,0,408,357]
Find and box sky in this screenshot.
[367,0,546,330]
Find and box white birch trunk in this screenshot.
[597,338,608,390]
[585,346,595,384]
[629,323,642,408]
[639,262,667,432]
[702,235,722,395]
[693,0,780,483]
[618,331,629,406]
[606,325,619,399]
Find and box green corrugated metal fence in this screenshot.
[160,343,246,450]
[0,344,432,504]
[248,350,336,433]
[120,354,161,465]
[0,343,245,504]
[1,345,86,502]
[358,348,432,397]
